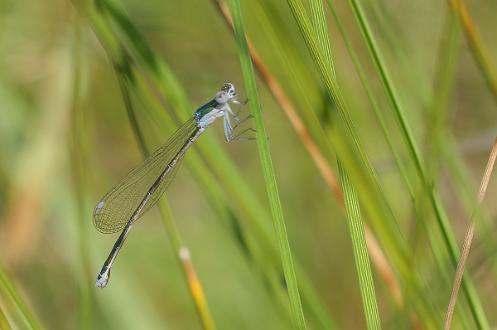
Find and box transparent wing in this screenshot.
[94,117,197,234]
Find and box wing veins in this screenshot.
[93,118,198,233]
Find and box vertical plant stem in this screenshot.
[69,12,94,329]
[227,0,306,328]
[425,7,460,181]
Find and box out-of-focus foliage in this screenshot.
[1,0,497,329]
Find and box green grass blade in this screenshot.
[308,0,335,78]
[424,15,480,327]
[280,0,448,326]
[324,1,452,325]
[227,0,306,328]
[428,11,497,285]
[325,0,415,200]
[308,1,380,327]
[284,0,411,282]
[244,5,414,311]
[0,264,41,330]
[69,14,95,328]
[338,163,381,329]
[425,8,460,181]
[0,304,11,330]
[347,0,423,177]
[325,2,488,326]
[346,0,490,327]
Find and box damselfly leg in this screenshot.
[232,127,257,141]
[223,98,256,141]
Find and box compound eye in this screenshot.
[220,83,236,99]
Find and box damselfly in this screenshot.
[94,83,241,288]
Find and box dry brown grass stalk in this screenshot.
[444,137,497,329]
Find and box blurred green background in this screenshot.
[1,0,497,329]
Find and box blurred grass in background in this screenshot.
[1,0,497,329]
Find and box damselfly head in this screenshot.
[216,83,237,103]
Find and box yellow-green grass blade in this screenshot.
[0,305,11,330]
[0,264,42,330]
[69,14,96,328]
